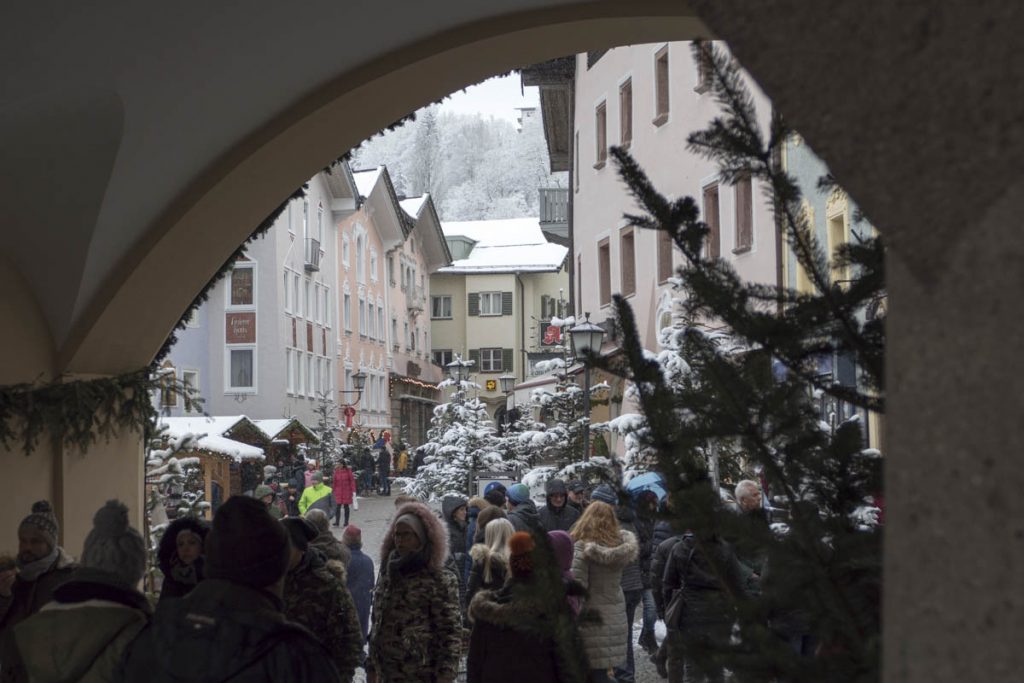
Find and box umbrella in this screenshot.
[625,472,667,502]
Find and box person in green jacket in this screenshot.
[298,472,335,516]
[0,500,149,683]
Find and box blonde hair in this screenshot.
[482,518,514,583]
[570,501,622,547]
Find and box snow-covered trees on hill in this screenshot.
[353,104,566,220]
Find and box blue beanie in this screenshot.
[484,481,507,496]
[590,484,618,505]
[507,483,531,505]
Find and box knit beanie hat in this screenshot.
[567,479,587,494]
[508,531,536,578]
[342,525,362,546]
[254,484,274,499]
[205,496,290,589]
[483,481,507,496]
[507,483,531,505]
[81,500,146,587]
[19,501,59,551]
[394,513,427,546]
[281,517,318,552]
[590,484,618,505]
[311,471,324,484]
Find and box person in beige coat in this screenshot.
[570,501,638,681]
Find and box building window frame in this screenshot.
[620,227,636,297]
[479,291,503,317]
[594,100,608,169]
[480,347,504,373]
[431,295,453,320]
[225,346,257,394]
[598,239,611,307]
[619,77,633,148]
[653,44,670,126]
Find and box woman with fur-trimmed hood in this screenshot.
[367,502,462,683]
[467,531,589,683]
[570,501,638,676]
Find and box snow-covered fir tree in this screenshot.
[402,378,508,500]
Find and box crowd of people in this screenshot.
[0,473,784,682]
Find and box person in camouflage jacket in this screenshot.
[367,502,461,683]
[281,518,363,682]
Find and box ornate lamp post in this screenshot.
[568,313,606,461]
[499,373,516,429]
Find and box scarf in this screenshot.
[170,560,200,586]
[17,546,58,582]
[386,548,428,577]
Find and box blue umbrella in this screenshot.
[625,472,667,502]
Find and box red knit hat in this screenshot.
[508,531,536,578]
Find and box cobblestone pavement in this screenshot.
[332,490,664,682]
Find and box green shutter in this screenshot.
[468,292,480,316]
[502,291,513,315]
[502,348,514,373]
[469,349,481,370]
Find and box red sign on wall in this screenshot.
[225,312,256,344]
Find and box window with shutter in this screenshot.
[469,349,481,370]
[501,291,513,316]
[703,184,721,259]
[502,348,514,373]
[468,292,480,316]
[620,229,636,296]
[734,173,753,252]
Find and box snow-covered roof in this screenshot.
[157,415,265,462]
[254,419,292,440]
[254,418,318,442]
[352,167,383,199]
[400,195,427,220]
[438,217,568,274]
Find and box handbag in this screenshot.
[664,544,696,629]
[353,496,359,511]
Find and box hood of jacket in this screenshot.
[157,517,209,575]
[379,502,449,572]
[579,529,638,568]
[442,495,468,523]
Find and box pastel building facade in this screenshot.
[342,168,451,444]
[430,218,569,421]
[165,168,358,426]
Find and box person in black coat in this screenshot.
[467,532,588,683]
[662,533,746,683]
[122,496,341,683]
[156,517,208,603]
[537,479,581,533]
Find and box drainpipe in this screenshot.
[516,273,526,386]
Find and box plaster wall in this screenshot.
[429,274,468,359]
[573,42,776,348]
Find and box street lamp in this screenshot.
[499,373,517,430]
[569,313,606,461]
[339,370,367,406]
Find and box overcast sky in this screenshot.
[438,72,540,125]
